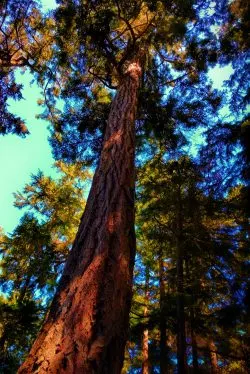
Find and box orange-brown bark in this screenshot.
[209,341,218,374]
[142,268,149,374]
[18,59,142,374]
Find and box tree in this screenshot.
[132,149,249,373]
[8,0,246,372]
[18,1,207,372]
[0,0,54,135]
[0,162,89,371]
[0,293,40,374]
[13,1,244,373]
[137,154,204,371]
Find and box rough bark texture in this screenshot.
[141,328,149,374]
[18,59,142,374]
[142,268,149,374]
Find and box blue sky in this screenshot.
[0,71,58,233]
[0,64,233,234]
[0,0,234,234]
[0,0,58,234]
[40,0,57,12]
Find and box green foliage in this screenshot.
[0,294,41,373]
[0,0,55,135]
[0,0,249,372]
[0,161,90,369]
[122,147,250,372]
[43,0,228,163]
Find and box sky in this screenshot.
[0,65,233,234]
[0,72,58,233]
[0,0,58,234]
[0,0,234,234]
[40,0,57,12]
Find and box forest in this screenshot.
[0,0,249,373]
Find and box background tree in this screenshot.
[123,148,249,373]
[0,0,55,135]
[0,162,89,371]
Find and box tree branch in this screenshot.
[114,0,136,44]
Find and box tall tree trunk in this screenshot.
[19,59,142,374]
[186,260,199,373]
[159,248,168,374]
[176,184,187,374]
[209,341,218,374]
[141,327,149,374]
[176,255,186,374]
[142,267,149,374]
[190,313,198,373]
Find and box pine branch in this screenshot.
[114,0,136,44]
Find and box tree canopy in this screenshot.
[0,0,249,372]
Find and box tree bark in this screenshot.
[141,327,149,374]
[209,341,218,374]
[18,58,142,374]
[142,267,149,374]
[176,184,187,374]
[159,249,168,374]
[176,255,186,374]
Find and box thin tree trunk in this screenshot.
[142,328,149,374]
[142,268,149,374]
[190,315,198,373]
[176,183,187,374]
[19,58,143,374]
[176,255,186,374]
[159,248,168,374]
[209,341,218,374]
[185,260,199,373]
